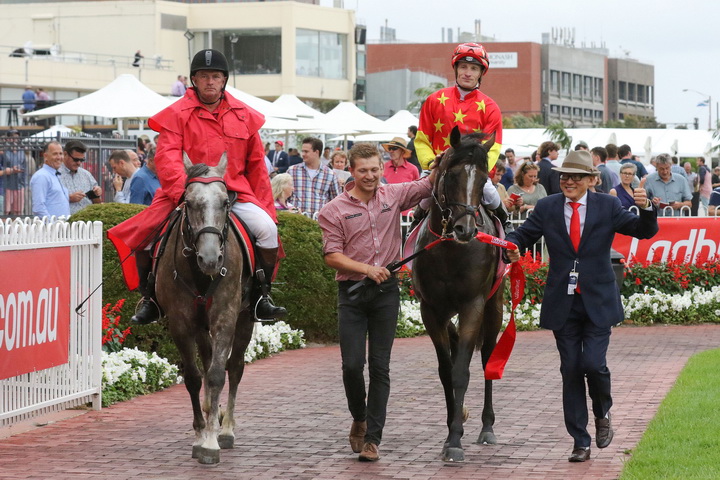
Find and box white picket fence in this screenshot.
[0,217,103,427]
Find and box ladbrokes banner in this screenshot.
[613,217,720,264]
[0,247,71,380]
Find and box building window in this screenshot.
[550,70,560,95]
[584,108,592,118]
[628,83,636,102]
[619,81,626,101]
[572,74,581,98]
[648,86,654,106]
[594,78,603,102]
[583,76,592,99]
[213,28,281,75]
[595,110,603,120]
[356,51,366,77]
[550,104,560,114]
[637,84,645,103]
[561,72,571,96]
[561,106,571,116]
[573,107,582,117]
[296,29,347,79]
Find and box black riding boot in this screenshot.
[492,204,514,234]
[131,250,161,325]
[253,247,287,322]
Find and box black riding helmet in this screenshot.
[189,49,229,102]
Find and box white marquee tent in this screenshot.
[22,74,174,120]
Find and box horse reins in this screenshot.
[174,175,232,308]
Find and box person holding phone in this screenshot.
[59,140,102,214]
[505,161,547,219]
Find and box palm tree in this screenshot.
[544,122,573,154]
[406,82,446,114]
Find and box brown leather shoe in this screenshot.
[358,442,379,462]
[349,420,367,454]
[595,412,614,448]
[568,447,591,462]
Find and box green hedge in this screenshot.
[274,211,338,342]
[70,203,180,364]
[71,205,340,362]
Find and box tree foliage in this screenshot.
[406,82,446,113]
[544,122,573,154]
[504,114,545,129]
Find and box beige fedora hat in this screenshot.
[552,150,599,175]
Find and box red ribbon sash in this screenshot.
[474,232,525,381]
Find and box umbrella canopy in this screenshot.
[30,124,92,138]
[302,102,384,135]
[380,110,419,135]
[22,74,174,120]
[271,94,325,120]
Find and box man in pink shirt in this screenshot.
[381,137,419,184]
[318,143,436,462]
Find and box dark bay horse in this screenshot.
[155,154,255,464]
[412,126,503,462]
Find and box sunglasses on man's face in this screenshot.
[70,156,85,162]
[559,173,589,182]
[387,146,399,151]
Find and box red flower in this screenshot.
[635,277,642,285]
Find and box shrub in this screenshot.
[274,211,338,342]
[70,203,180,364]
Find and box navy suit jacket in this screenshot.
[272,151,290,173]
[506,191,658,330]
[537,158,560,195]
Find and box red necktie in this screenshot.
[570,202,581,251]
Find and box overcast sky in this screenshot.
[331,0,719,129]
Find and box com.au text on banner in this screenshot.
[0,247,71,380]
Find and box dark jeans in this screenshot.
[552,294,612,448]
[338,277,399,445]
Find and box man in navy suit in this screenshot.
[506,150,658,463]
[271,140,290,174]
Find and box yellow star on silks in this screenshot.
[434,147,445,155]
[453,109,467,124]
[433,119,445,132]
[442,134,451,147]
[437,93,449,106]
[476,100,486,112]
[473,127,485,133]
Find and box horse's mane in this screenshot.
[444,132,489,173]
[186,163,211,180]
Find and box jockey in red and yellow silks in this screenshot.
[415,42,503,172]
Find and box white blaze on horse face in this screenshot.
[465,165,476,206]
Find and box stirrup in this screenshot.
[253,296,287,323]
[131,296,161,325]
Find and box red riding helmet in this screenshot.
[451,43,489,75]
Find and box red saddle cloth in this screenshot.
[109,210,284,292]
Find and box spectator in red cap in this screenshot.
[271,140,290,174]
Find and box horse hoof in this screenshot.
[476,431,497,445]
[462,406,470,423]
[442,447,465,463]
[192,444,201,459]
[218,434,235,449]
[195,447,220,464]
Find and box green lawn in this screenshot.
[620,348,720,479]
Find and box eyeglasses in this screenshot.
[559,173,588,182]
[70,156,85,162]
[387,146,399,151]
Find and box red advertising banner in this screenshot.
[613,217,720,264]
[0,247,71,380]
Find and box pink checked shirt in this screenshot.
[318,178,432,281]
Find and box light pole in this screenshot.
[184,30,195,71]
[229,34,239,88]
[683,88,712,130]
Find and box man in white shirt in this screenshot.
[109,150,139,203]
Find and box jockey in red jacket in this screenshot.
[108,49,286,324]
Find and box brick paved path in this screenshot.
[2,325,720,480]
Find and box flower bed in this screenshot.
[101,319,305,407]
[396,255,720,335]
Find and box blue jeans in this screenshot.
[337,277,399,445]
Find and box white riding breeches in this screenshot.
[482,182,501,209]
[231,202,278,249]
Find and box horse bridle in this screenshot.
[180,176,231,262]
[432,154,487,237]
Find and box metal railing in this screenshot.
[0,135,137,218]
